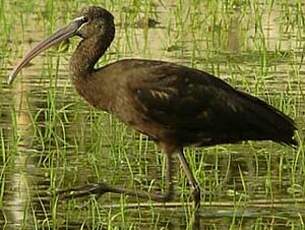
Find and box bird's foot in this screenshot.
[56,183,111,199]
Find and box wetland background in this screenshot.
[0,0,305,229]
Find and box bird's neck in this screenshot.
[69,29,114,80]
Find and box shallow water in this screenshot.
[1,1,305,229]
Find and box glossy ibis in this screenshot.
[8,6,297,209]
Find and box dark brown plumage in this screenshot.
[8,6,297,211]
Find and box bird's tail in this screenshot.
[238,91,298,147]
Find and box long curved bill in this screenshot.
[7,16,87,85]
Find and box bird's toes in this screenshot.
[56,183,110,199]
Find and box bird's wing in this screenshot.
[129,66,242,131]
[125,60,296,146]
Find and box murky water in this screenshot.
[1,1,305,229]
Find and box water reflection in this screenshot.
[2,79,52,229]
[3,80,35,228]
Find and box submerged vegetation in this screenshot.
[0,0,304,229]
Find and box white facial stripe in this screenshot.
[73,16,88,32]
[73,16,86,21]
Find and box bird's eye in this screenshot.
[82,16,89,23]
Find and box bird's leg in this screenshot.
[57,153,174,202]
[177,148,201,229]
[177,148,201,209]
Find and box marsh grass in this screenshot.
[0,0,305,229]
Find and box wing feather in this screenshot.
[131,67,241,131]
